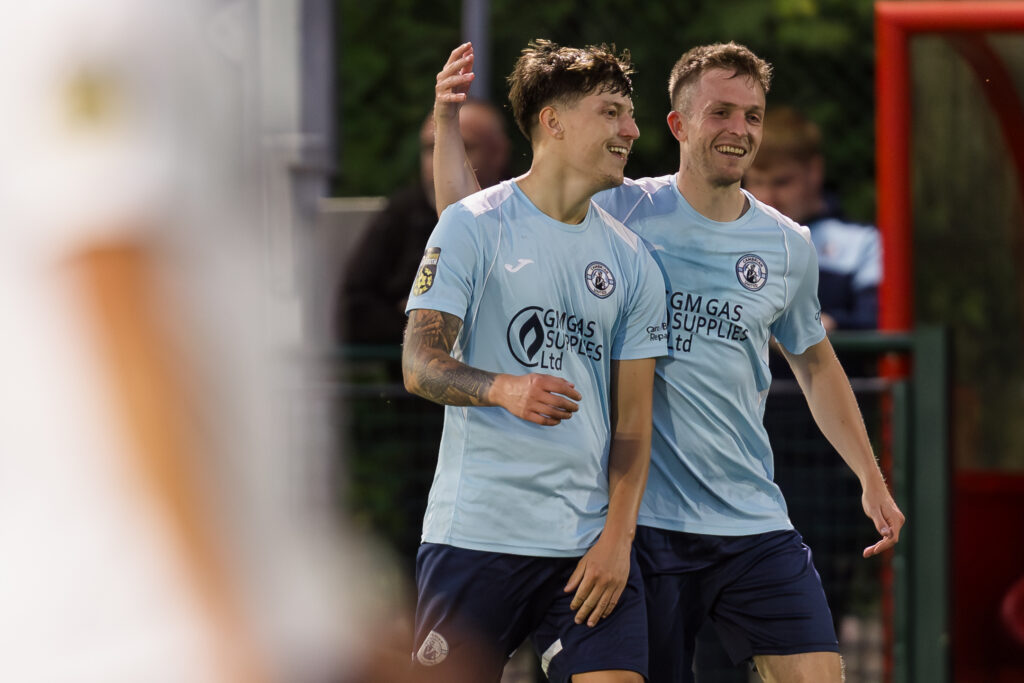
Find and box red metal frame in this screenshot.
[875,6,1024,681]
[875,1,1024,332]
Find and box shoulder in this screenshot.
[746,191,813,246]
[457,181,516,218]
[622,174,677,196]
[435,183,512,232]
[594,174,676,223]
[591,202,643,252]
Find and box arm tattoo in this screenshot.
[403,309,496,406]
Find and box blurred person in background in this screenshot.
[332,101,511,601]
[744,105,881,334]
[335,100,511,347]
[0,1,406,681]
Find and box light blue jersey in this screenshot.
[594,175,826,535]
[407,180,668,556]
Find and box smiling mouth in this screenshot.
[715,144,747,157]
[608,144,630,161]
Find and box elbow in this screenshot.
[402,370,418,396]
[401,348,421,396]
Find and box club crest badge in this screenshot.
[735,254,768,291]
[585,261,616,299]
[413,247,441,296]
[415,630,449,666]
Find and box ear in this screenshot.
[666,110,686,142]
[538,105,564,140]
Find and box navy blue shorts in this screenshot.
[635,527,838,683]
[411,543,648,682]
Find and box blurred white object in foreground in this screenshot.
[0,1,396,681]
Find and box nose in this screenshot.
[619,113,639,141]
[727,111,749,136]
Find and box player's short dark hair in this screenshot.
[668,42,772,114]
[507,39,634,142]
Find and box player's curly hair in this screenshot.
[507,39,634,142]
[668,42,772,115]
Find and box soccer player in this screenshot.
[433,42,905,683]
[402,41,668,682]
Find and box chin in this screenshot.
[594,173,624,192]
[710,172,743,189]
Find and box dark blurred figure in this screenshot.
[332,100,511,611]
[745,106,881,336]
[335,100,511,346]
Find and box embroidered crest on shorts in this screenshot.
[735,254,768,291]
[585,261,616,299]
[413,247,441,296]
[415,630,449,666]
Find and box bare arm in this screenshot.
[402,308,582,425]
[565,357,656,626]
[433,42,484,214]
[781,337,906,557]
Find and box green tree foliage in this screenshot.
[337,0,877,221]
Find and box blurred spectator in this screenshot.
[745,106,881,334]
[334,100,511,346]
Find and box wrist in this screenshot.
[487,373,508,407]
[859,466,887,490]
[599,519,636,545]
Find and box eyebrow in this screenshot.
[706,100,764,113]
[597,97,635,115]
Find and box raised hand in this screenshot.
[435,42,476,121]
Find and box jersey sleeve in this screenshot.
[404,203,480,322]
[610,247,669,360]
[771,236,826,354]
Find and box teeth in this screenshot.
[716,145,745,156]
[608,145,628,155]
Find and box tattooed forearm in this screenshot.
[403,309,496,406]
[420,359,496,405]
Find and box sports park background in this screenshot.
[309,3,1024,681]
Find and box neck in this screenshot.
[676,168,749,223]
[516,156,600,225]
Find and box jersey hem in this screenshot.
[421,535,591,558]
[636,515,794,537]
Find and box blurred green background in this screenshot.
[335,0,877,223]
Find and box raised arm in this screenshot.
[781,336,906,557]
[433,42,484,214]
[565,357,655,626]
[402,308,582,425]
